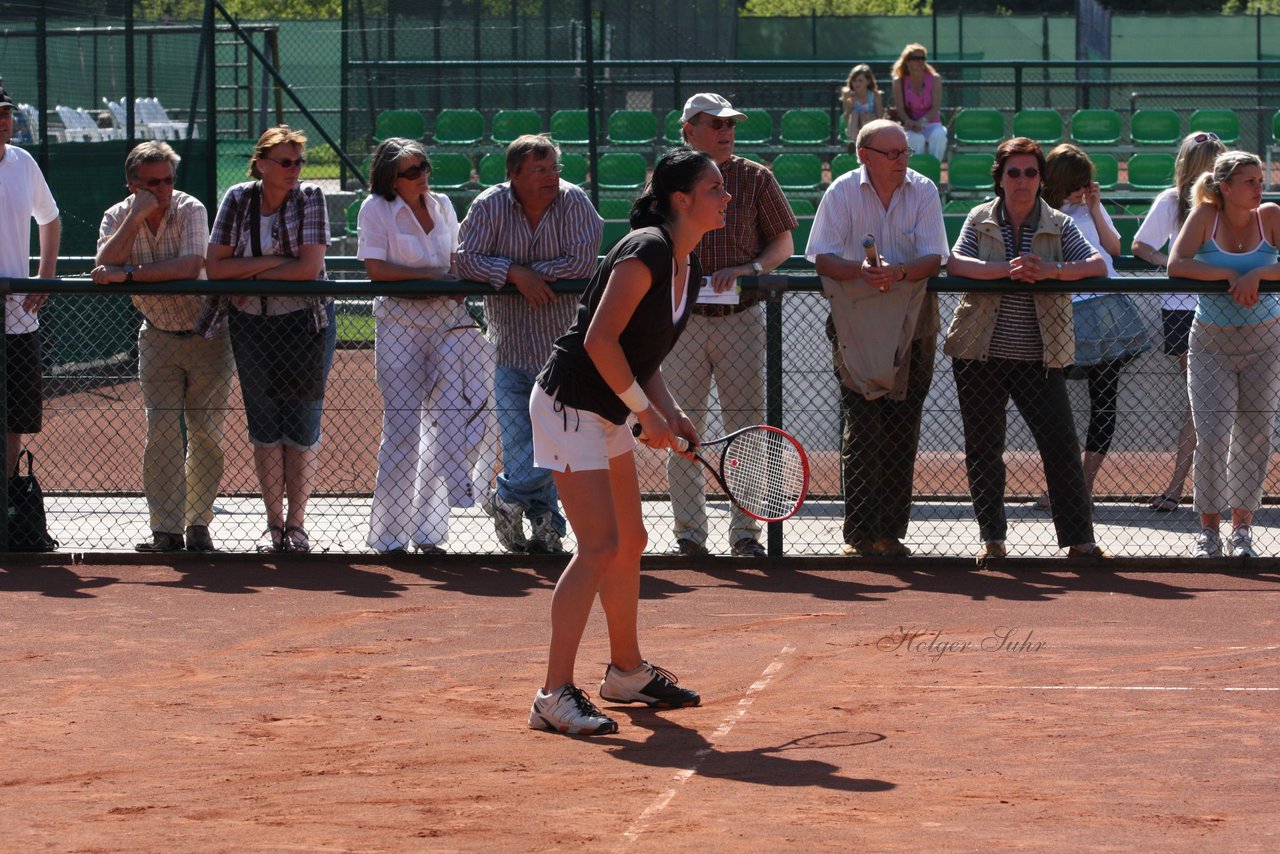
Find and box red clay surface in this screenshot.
[2,558,1278,852]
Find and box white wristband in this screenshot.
[618,379,650,413]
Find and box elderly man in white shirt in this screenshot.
[806,119,948,558]
[358,137,495,555]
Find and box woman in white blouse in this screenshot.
[358,138,494,554]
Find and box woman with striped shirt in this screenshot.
[944,137,1110,563]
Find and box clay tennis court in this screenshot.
[2,555,1277,851]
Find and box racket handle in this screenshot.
[630,422,693,452]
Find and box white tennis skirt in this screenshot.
[530,384,636,473]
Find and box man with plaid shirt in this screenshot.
[94,141,231,553]
[667,93,798,558]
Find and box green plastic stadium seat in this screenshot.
[1113,215,1142,250]
[1130,109,1181,146]
[1127,152,1175,191]
[477,152,506,187]
[550,109,590,146]
[944,213,967,245]
[1092,153,1120,190]
[1070,109,1122,145]
[771,153,822,191]
[738,151,765,164]
[830,152,859,180]
[596,152,647,190]
[429,152,473,189]
[953,109,1005,145]
[947,153,996,192]
[664,109,684,145]
[793,216,814,249]
[789,198,816,216]
[607,110,657,146]
[490,109,541,145]
[374,109,426,143]
[599,197,632,220]
[433,109,484,146]
[1189,109,1240,145]
[909,152,942,185]
[944,199,976,214]
[735,109,774,146]
[345,192,365,237]
[779,109,829,146]
[559,153,588,186]
[601,219,630,253]
[1012,109,1064,145]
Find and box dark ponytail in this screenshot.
[629,146,715,228]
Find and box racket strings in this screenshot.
[722,429,807,520]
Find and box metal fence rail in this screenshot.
[5,270,1277,560]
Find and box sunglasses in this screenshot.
[862,144,914,161]
[1004,167,1040,179]
[1193,132,1220,144]
[135,175,175,188]
[701,117,737,131]
[397,161,431,180]
[261,156,306,169]
[908,54,927,61]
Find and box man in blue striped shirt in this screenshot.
[456,135,603,554]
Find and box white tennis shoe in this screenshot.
[1229,527,1254,558]
[599,661,701,709]
[528,684,618,735]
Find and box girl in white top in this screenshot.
[358,138,494,554]
[1041,143,1145,508]
[1131,131,1226,512]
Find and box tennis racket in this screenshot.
[632,423,810,522]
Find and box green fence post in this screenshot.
[763,280,787,558]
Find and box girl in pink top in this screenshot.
[891,43,947,160]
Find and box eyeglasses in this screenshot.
[1004,167,1040,179]
[136,175,175,188]
[701,117,737,131]
[524,163,563,177]
[397,161,431,180]
[861,144,914,161]
[261,156,306,169]
[908,54,927,61]
[1193,132,1220,144]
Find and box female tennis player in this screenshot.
[528,147,729,735]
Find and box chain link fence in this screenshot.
[12,269,1278,559]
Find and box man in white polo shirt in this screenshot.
[0,85,61,477]
[806,119,947,558]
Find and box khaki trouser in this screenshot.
[138,324,234,534]
[663,305,765,549]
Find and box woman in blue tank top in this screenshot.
[1169,150,1280,559]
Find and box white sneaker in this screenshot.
[599,661,701,709]
[483,492,528,553]
[1192,528,1222,558]
[1229,527,1255,558]
[528,684,617,735]
[527,511,568,554]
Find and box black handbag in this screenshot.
[8,450,58,552]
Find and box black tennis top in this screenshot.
[536,226,702,425]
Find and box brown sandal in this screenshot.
[284,525,311,553]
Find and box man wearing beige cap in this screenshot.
[667,92,796,558]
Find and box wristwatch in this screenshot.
[750,261,764,276]
[1055,261,1064,279]
[124,264,136,283]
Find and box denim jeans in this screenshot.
[496,364,564,535]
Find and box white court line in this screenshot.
[619,645,796,850]
[848,684,1279,692]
